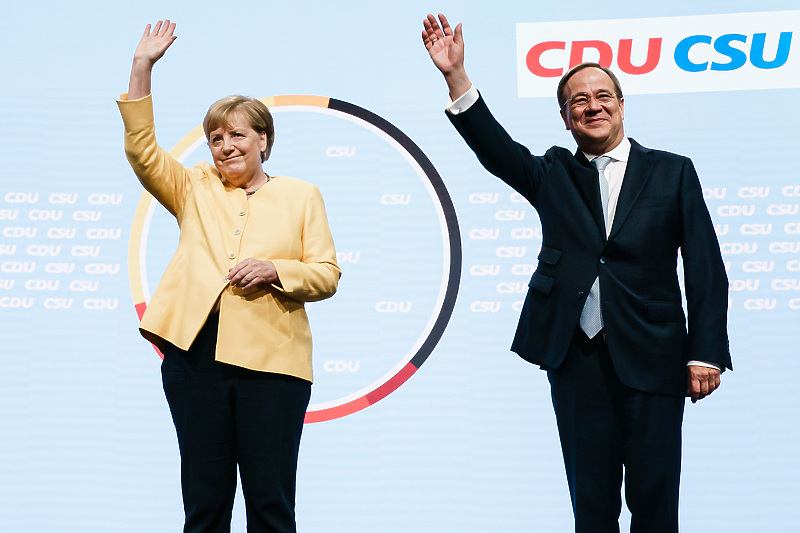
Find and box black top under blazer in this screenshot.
[449,95,731,396]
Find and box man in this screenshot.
[422,13,731,533]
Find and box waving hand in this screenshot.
[128,20,178,100]
[422,13,471,100]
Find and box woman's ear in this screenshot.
[260,131,270,162]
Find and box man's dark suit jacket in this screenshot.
[449,95,731,396]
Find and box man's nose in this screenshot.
[586,96,603,111]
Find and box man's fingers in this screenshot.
[438,13,452,36]
[689,379,700,403]
[705,376,719,396]
[690,377,716,403]
[687,365,722,403]
[423,15,440,46]
[425,14,440,35]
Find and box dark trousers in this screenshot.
[548,330,685,533]
[161,313,311,533]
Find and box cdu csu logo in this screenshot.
[526,32,791,76]
[516,11,800,96]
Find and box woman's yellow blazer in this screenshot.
[118,94,340,381]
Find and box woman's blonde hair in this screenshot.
[203,95,275,162]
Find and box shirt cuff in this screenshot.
[445,84,478,115]
[687,360,721,370]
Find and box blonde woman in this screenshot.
[118,20,340,532]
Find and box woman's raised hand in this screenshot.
[134,20,177,65]
[127,20,177,100]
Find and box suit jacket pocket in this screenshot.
[537,246,562,265]
[646,300,685,323]
[529,271,555,295]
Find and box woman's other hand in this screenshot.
[227,258,279,291]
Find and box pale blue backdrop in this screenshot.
[0,1,798,531]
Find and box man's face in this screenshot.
[560,67,625,155]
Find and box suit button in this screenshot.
[599,257,606,264]
[577,291,586,297]
[228,252,236,259]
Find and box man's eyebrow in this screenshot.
[571,89,614,97]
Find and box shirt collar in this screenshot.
[583,136,631,163]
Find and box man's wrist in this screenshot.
[444,69,472,101]
[446,84,478,115]
[687,360,721,370]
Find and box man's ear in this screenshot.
[560,108,570,131]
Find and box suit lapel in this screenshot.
[572,150,607,240]
[608,139,654,241]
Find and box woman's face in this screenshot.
[208,110,268,186]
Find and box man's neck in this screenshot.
[580,136,626,159]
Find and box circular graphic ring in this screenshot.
[128,95,461,423]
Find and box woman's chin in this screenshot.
[218,170,246,186]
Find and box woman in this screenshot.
[118,20,340,532]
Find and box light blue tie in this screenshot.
[579,156,612,338]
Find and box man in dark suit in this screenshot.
[422,13,731,533]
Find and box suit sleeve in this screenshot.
[270,185,341,302]
[117,93,190,221]
[447,94,550,205]
[679,158,732,370]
